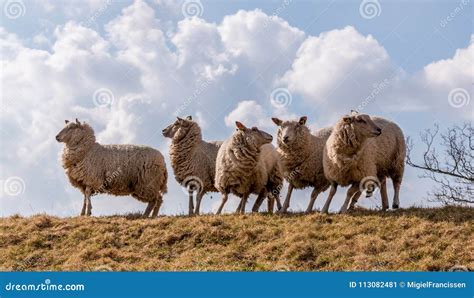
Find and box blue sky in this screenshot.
[2,1,471,71]
[0,0,472,216]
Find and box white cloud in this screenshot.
[219,9,305,63]
[416,36,473,119]
[35,0,114,18]
[281,26,394,116]
[423,38,473,88]
[0,2,472,216]
[224,100,272,129]
[280,27,473,123]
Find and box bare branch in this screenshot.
[407,122,473,205]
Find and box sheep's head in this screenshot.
[162,116,195,140]
[272,116,309,147]
[56,119,95,145]
[341,113,382,142]
[235,121,273,148]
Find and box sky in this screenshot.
[0,0,472,217]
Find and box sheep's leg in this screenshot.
[143,201,154,218]
[194,192,204,215]
[80,192,87,216]
[380,178,389,211]
[305,188,320,214]
[348,191,362,210]
[252,190,266,212]
[216,193,228,215]
[392,179,401,209]
[235,199,243,213]
[267,193,275,214]
[188,190,194,216]
[85,187,92,216]
[278,184,294,213]
[152,195,163,218]
[321,183,337,214]
[274,194,282,211]
[340,185,360,214]
[239,194,249,214]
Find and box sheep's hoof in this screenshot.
[392,204,399,209]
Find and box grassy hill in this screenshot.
[0,206,472,271]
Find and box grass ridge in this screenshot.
[0,206,472,271]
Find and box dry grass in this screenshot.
[0,206,472,271]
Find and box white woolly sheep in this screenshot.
[322,113,406,213]
[162,116,222,215]
[269,116,333,213]
[56,119,168,217]
[214,121,283,214]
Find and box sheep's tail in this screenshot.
[268,165,284,197]
[160,165,168,195]
[153,152,168,195]
[390,126,406,183]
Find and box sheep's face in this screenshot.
[162,116,193,140]
[272,116,308,147]
[55,119,93,145]
[235,121,273,148]
[343,113,382,141]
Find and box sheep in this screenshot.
[162,116,222,215]
[56,119,168,217]
[214,121,283,214]
[267,116,333,213]
[321,112,405,213]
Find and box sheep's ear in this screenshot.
[176,116,183,122]
[350,110,359,115]
[75,118,80,125]
[186,115,192,120]
[343,116,353,124]
[272,117,282,126]
[65,120,69,124]
[299,116,307,125]
[235,121,247,131]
